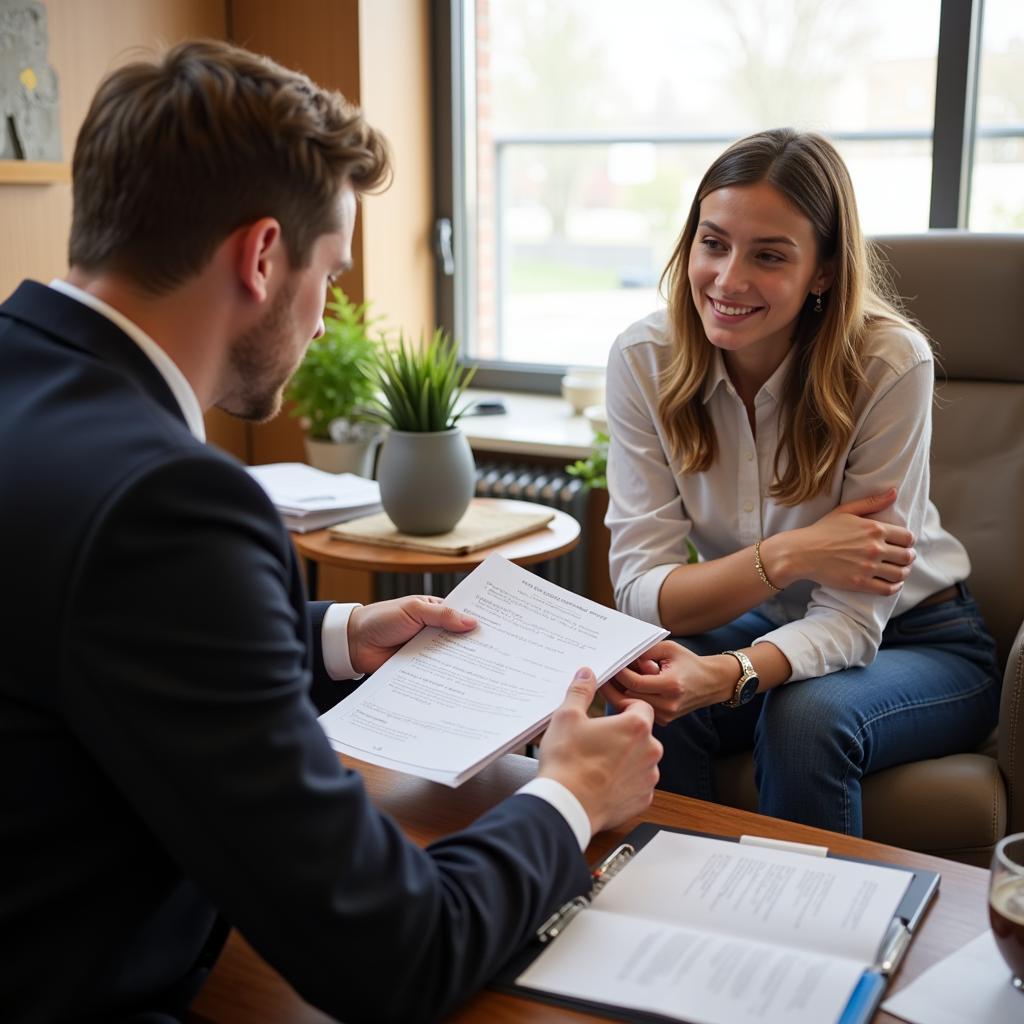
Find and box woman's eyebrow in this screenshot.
[698,220,798,247]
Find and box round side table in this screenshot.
[292,497,581,598]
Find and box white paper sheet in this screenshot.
[319,553,667,785]
[883,930,1024,1024]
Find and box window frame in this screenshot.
[432,0,987,392]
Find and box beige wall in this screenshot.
[234,0,436,466]
[0,0,228,298]
[1,1,433,468]
[359,0,435,344]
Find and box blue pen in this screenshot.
[837,970,887,1024]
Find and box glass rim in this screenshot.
[994,832,1024,873]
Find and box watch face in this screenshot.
[737,675,759,705]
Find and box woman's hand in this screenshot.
[603,641,735,726]
[765,489,915,595]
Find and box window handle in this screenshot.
[433,217,455,276]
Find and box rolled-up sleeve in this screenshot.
[754,358,936,680]
[605,334,693,625]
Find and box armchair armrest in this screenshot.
[999,619,1024,835]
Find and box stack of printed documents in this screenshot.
[319,554,668,786]
[247,462,381,533]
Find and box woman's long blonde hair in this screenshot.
[658,128,911,506]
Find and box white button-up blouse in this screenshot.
[605,308,969,682]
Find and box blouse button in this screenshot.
[743,500,754,513]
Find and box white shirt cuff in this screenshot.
[517,777,591,851]
[321,603,364,681]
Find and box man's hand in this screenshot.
[538,668,662,835]
[347,596,477,675]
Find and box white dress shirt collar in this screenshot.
[702,342,798,406]
[48,279,206,442]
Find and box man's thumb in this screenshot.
[564,667,597,708]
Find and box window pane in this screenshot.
[467,0,942,369]
[969,0,1024,231]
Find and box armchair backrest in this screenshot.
[871,232,1024,664]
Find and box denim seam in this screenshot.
[889,615,977,638]
[840,677,998,835]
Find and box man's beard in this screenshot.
[220,278,300,422]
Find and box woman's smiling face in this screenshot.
[687,180,831,367]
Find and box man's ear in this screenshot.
[236,217,284,303]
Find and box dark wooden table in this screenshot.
[188,752,989,1024]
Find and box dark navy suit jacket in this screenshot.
[0,281,589,1023]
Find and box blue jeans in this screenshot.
[652,584,1001,835]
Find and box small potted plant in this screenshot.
[285,287,384,476]
[364,329,477,534]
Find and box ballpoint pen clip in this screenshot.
[878,919,912,974]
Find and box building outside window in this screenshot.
[439,0,1024,382]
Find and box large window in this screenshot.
[971,0,1024,228]
[436,0,1024,385]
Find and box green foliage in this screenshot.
[285,287,381,440]
[566,431,609,490]
[364,328,476,433]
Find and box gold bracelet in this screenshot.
[754,540,782,593]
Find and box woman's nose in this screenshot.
[715,254,748,294]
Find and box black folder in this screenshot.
[492,822,940,1024]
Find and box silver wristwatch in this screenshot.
[721,650,759,708]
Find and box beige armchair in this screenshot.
[715,231,1024,866]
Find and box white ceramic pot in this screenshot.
[303,434,382,478]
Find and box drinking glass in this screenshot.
[989,832,1024,991]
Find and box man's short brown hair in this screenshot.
[68,39,390,293]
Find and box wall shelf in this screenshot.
[0,161,70,184]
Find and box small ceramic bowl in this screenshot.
[561,374,605,414]
[583,404,608,434]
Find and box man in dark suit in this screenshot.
[0,40,662,1024]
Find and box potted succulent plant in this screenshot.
[363,328,477,534]
[285,287,384,477]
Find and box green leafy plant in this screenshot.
[566,431,609,490]
[285,287,382,440]
[364,328,476,432]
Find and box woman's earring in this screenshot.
[813,291,823,314]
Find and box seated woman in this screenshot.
[602,128,1000,836]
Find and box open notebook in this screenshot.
[495,824,939,1024]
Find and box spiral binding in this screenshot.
[536,843,636,943]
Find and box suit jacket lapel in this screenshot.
[0,279,187,425]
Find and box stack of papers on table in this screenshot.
[247,462,381,533]
[318,553,668,786]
